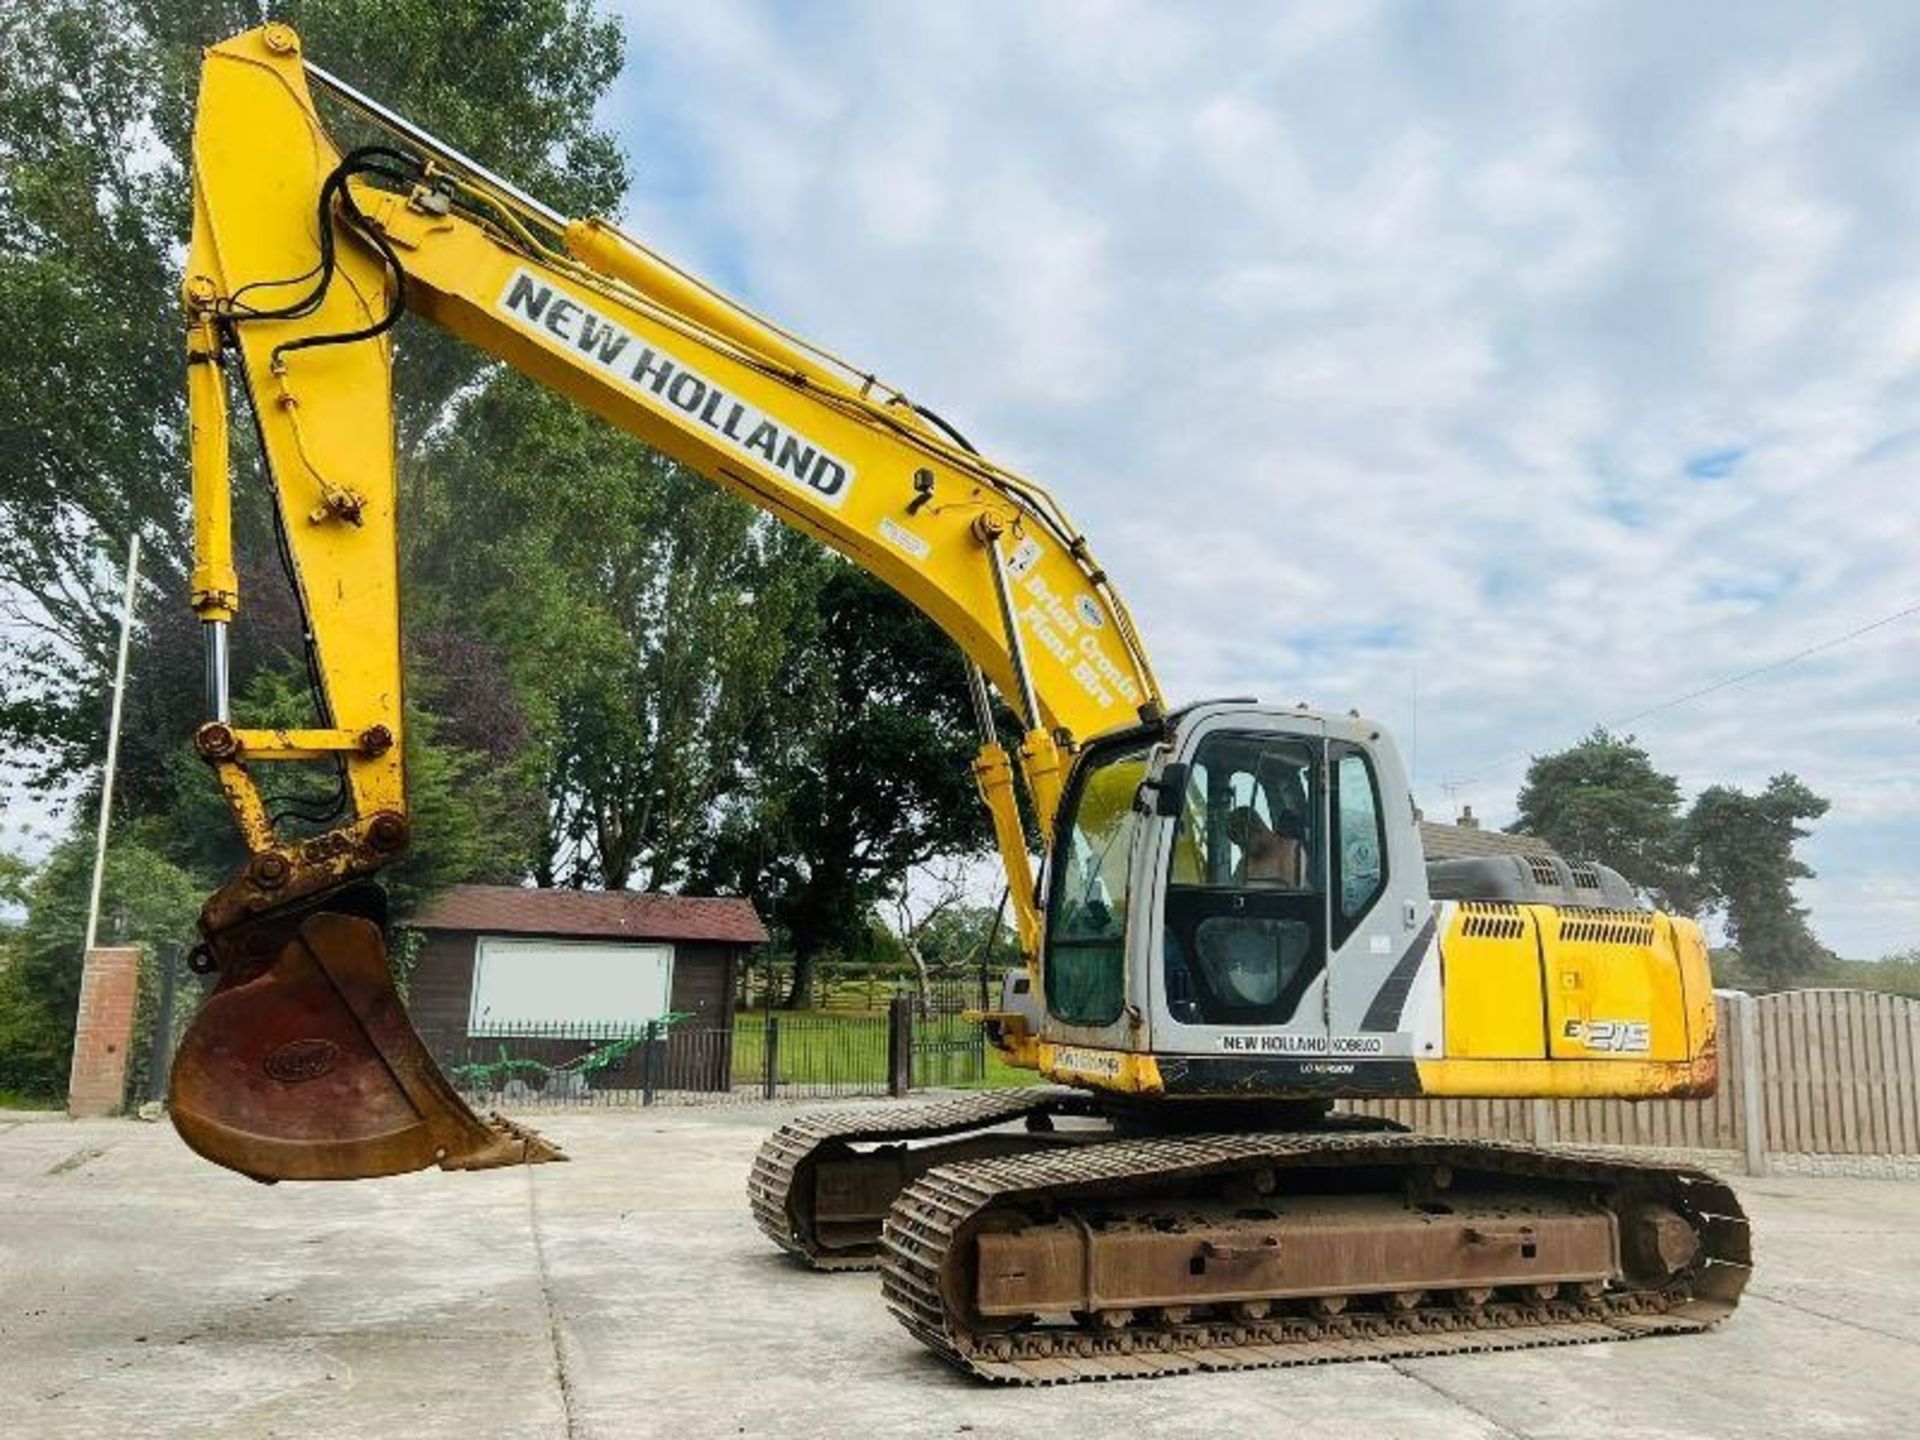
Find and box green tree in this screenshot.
[0,2,184,778]
[0,830,200,1096]
[1509,728,1693,905]
[912,900,1022,976]
[1687,774,1831,990]
[0,0,627,813]
[386,703,542,915]
[411,373,832,890]
[699,566,994,1007]
[0,851,30,908]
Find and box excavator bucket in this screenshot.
[170,909,565,1181]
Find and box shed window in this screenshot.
[468,937,674,1037]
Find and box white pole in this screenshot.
[82,533,141,955]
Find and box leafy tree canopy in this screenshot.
[1510,728,1692,905]
[1508,731,1835,988]
[1688,774,1832,990]
[0,850,31,909]
[411,372,833,892]
[0,0,627,794]
[698,566,995,1005]
[0,830,200,1094]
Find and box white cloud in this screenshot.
[604,0,1919,957]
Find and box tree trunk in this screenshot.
[784,946,819,1010]
[901,936,933,1014]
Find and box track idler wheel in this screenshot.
[170,908,565,1181]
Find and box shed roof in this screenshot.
[405,885,769,945]
[1418,822,1558,862]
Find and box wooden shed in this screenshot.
[402,885,768,1093]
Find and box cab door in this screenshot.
[1144,716,1331,1059]
[1321,731,1440,1061]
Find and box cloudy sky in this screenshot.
[602,0,1916,958]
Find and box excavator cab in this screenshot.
[1031,701,1433,1092]
[1025,697,1717,1111]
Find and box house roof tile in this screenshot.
[405,885,769,945]
[1419,822,1559,862]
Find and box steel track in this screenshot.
[748,1088,1091,1269]
[879,1132,1750,1384]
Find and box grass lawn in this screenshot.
[727,1009,1033,1090]
[0,1089,58,1110]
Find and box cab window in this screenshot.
[1044,740,1151,1027]
[1163,731,1325,1026]
[1332,744,1387,945]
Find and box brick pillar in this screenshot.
[67,946,141,1118]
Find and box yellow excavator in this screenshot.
[171,26,1747,1383]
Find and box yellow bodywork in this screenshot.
[1426,902,1716,1096]
[1040,1041,1166,1095]
[967,1009,1044,1071]
[1028,902,1718,1102]
[186,29,406,868]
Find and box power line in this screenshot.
[1604,600,1920,731]
[1443,599,1920,790]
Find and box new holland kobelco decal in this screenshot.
[497,271,854,506]
[1219,1034,1386,1056]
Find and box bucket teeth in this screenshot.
[442,1113,570,1171]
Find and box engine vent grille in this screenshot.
[1558,909,1656,946]
[1459,900,1527,940]
[1462,914,1527,939]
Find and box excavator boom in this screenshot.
[172,25,1157,1181]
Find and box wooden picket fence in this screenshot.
[1343,989,1920,1174]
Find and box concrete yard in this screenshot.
[1,1103,1913,1439]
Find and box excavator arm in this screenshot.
[170,25,1161,1181]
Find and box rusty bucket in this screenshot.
[170,907,564,1181]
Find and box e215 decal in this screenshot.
[1564,1018,1651,1053]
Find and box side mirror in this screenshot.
[1135,761,1189,816]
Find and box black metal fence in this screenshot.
[127,941,195,1112]
[435,997,1007,1108]
[734,963,1003,1019]
[140,968,1010,1110]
